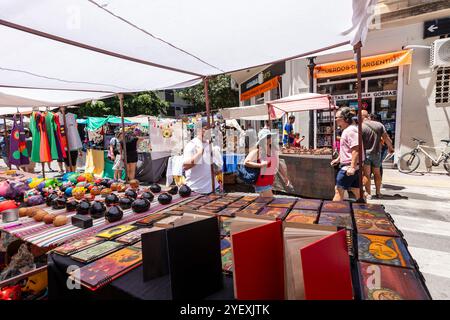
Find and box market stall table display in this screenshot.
[38,193,431,300]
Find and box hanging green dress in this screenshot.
[45,112,59,160]
[30,112,41,163]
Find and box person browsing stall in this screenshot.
[244,128,279,197]
[330,107,363,201]
[183,118,221,194]
[283,115,295,147]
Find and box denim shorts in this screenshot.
[255,185,273,193]
[336,168,360,190]
[364,153,382,168]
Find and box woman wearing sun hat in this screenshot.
[243,128,279,197]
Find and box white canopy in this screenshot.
[0,0,374,102]
[220,104,279,121]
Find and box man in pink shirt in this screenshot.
[330,107,363,201]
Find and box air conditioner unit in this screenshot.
[430,38,450,68]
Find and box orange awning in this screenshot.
[314,50,412,79]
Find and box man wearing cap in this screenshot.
[183,118,221,194]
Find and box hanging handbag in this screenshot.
[237,164,260,185]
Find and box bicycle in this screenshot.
[398,138,450,174]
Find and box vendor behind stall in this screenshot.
[283,115,295,147]
[183,118,221,194]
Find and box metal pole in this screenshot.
[354,42,365,202]
[307,57,316,149]
[203,77,216,194]
[118,94,128,182]
[3,116,11,169]
[61,106,73,171]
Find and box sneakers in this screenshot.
[372,194,383,199]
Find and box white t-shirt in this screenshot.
[183,137,221,194]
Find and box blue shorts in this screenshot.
[336,168,360,190]
[255,185,273,193]
[364,153,382,168]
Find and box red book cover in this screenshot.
[300,229,353,300]
[232,220,285,300]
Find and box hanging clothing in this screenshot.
[29,112,41,163]
[58,112,82,151]
[53,113,67,161]
[45,112,59,160]
[37,112,51,163]
[85,149,105,177]
[9,114,30,167]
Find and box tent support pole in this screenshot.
[203,77,216,194]
[119,94,128,182]
[354,42,365,203]
[61,106,72,171]
[307,57,316,149]
[3,116,11,170]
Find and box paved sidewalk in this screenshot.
[369,169,450,300]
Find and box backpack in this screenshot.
[237,165,260,185]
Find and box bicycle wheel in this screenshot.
[444,157,450,174]
[398,151,420,173]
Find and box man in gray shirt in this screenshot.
[362,110,394,198]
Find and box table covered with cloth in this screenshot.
[47,253,234,300]
[0,193,195,248]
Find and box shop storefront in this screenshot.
[313,50,413,156]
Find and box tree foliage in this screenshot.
[177,75,238,110]
[75,91,169,118]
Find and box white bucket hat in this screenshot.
[256,128,277,147]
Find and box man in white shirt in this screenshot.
[183,118,221,194]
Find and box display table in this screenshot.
[274,154,335,199]
[0,194,195,249]
[47,253,234,300]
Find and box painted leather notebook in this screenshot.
[220,216,233,236]
[132,241,142,249]
[238,208,261,216]
[221,237,233,273]
[321,200,351,213]
[240,195,258,202]
[258,207,289,220]
[352,203,385,213]
[354,208,391,220]
[71,241,124,263]
[285,210,318,224]
[357,234,413,268]
[134,213,168,227]
[96,224,137,240]
[355,216,399,237]
[318,212,353,230]
[358,262,431,300]
[116,227,161,244]
[253,197,274,204]
[72,246,142,291]
[267,198,296,208]
[293,199,322,211]
[53,236,104,256]
[246,202,266,210]
[218,207,240,217]
[227,201,251,208]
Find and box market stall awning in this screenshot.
[85,116,134,131]
[0,0,374,95]
[220,104,282,121]
[267,93,333,118]
[0,88,113,110]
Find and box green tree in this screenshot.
[75,92,169,117]
[177,75,238,110]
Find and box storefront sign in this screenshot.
[240,76,279,101]
[241,62,285,94]
[424,18,450,39]
[333,90,397,101]
[314,50,412,79]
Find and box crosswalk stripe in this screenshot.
[390,215,450,238]
[408,247,450,279]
